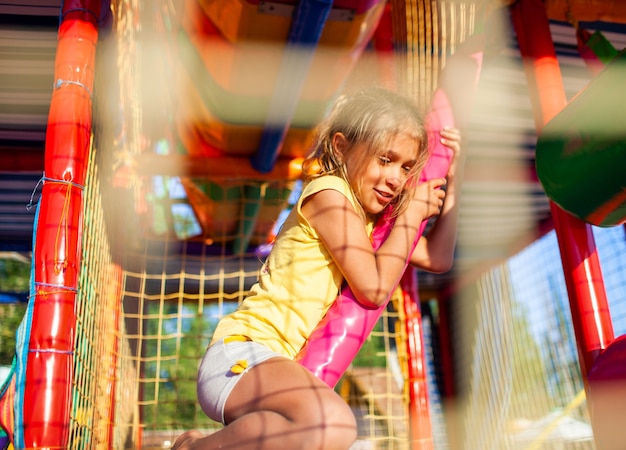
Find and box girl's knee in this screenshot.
[319,398,358,449]
[325,422,358,450]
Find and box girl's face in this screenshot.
[343,132,419,216]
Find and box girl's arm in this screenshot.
[410,127,465,273]
[302,178,446,308]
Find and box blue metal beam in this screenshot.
[250,0,333,173]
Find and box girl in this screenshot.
[173,87,463,450]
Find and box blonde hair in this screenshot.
[303,87,429,216]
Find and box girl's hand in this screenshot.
[440,127,464,177]
[411,177,447,220]
[409,128,464,274]
[440,127,462,158]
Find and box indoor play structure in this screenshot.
[0,0,625,449]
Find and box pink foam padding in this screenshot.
[295,88,455,387]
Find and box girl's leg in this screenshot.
[173,357,357,450]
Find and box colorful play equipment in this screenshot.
[173,0,387,253]
[513,2,626,450]
[535,48,626,227]
[1,0,626,449]
[513,0,613,386]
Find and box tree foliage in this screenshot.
[0,256,30,365]
[142,303,214,429]
[0,304,25,365]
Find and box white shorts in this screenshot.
[197,337,282,424]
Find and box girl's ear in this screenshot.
[331,132,347,163]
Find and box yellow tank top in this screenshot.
[211,175,374,358]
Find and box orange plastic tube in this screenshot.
[24,1,102,448]
[401,270,433,450]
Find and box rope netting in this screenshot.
[69,146,135,449]
[390,0,479,107]
[452,226,626,450]
[7,1,626,450]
